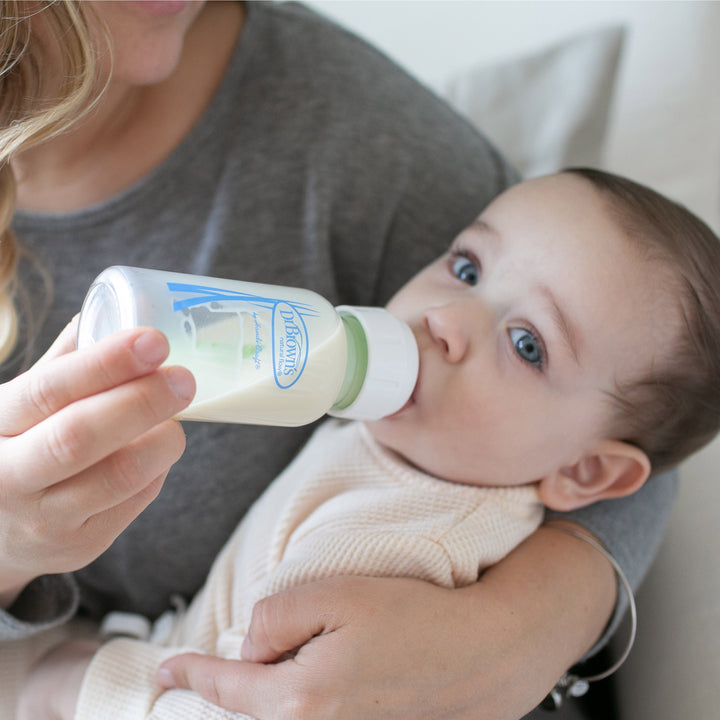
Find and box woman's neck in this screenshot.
[12,1,244,213]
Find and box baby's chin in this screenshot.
[361,416,392,448]
[361,420,454,481]
[362,418,421,465]
[362,420,536,490]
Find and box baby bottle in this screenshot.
[76,266,418,426]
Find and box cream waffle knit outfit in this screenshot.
[73,420,543,719]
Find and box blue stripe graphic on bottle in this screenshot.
[167,282,319,389]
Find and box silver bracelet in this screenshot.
[540,524,638,711]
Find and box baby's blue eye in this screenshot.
[451,256,479,285]
[509,328,543,367]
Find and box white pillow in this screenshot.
[443,26,625,179]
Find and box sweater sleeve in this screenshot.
[74,638,250,720]
[545,466,677,654]
[0,573,79,641]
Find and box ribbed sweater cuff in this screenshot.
[75,638,185,720]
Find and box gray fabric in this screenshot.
[1,0,674,691]
[0,574,78,640]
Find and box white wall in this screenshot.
[308,1,706,91]
[306,1,720,233]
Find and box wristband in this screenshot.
[541,524,637,711]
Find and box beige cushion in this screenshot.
[443,25,624,178]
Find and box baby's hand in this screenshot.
[16,639,100,720]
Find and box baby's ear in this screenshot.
[538,440,651,511]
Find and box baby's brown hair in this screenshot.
[565,168,720,473]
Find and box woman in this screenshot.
[0,2,675,718]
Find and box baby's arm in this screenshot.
[72,636,250,720]
[72,481,539,718]
[68,500,268,719]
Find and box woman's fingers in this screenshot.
[65,471,168,567]
[43,419,187,521]
[1,420,187,582]
[242,580,344,663]
[159,577,510,720]
[0,327,172,436]
[158,654,288,717]
[4,363,194,493]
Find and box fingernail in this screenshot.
[241,635,253,659]
[133,331,168,367]
[164,366,196,402]
[157,667,176,688]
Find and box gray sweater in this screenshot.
[3,0,674,660]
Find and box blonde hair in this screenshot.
[0,0,103,365]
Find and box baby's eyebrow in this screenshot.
[472,217,499,240]
[539,283,581,366]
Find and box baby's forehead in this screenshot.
[487,173,618,232]
[508,172,598,198]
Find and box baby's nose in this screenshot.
[424,304,471,363]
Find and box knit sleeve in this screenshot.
[74,638,250,720]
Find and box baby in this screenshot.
[13,169,720,720]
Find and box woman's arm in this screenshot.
[158,524,617,720]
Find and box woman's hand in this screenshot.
[16,639,100,720]
[158,525,617,720]
[0,319,195,607]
